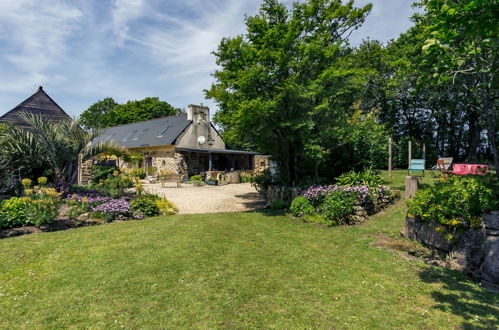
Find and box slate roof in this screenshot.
[0,86,70,128]
[93,114,191,148]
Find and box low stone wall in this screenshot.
[350,194,395,224]
[403,211,499,290]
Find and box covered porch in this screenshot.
[176,148,258,175]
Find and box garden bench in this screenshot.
[408,159,425,177]
[160,173,183,187]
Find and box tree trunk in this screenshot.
[467,111,481,162]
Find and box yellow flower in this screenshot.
[82,197,88,203]
[24,189,33,196]
[37,177,48,185]
[113,171,119,176]
[21,178,32,188]
[435,226,445,233]
[407,213,415,218]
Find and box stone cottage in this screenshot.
[87,104,269,182]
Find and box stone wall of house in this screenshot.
[403,211,499,291]
[80,158,94,185]
[150,151,188,176]
[254,155,271,173]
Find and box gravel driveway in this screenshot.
[143,182,265,214]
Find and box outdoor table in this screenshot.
[452,163,488,175]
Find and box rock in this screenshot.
[77,213,90,221]
[483,211,499,230]
[486,229,499,236]
[448,228,485,275]
[403,216,422,240]
[405,217,454,251]
[481,235,499,287]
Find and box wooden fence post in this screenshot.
[405,176,419,199]
[388,137,392,178]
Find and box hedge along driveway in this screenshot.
[0,202,497,328]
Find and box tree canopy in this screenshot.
[81,97,182,130]
[207,0,498,184]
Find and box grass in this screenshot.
[381,169,437,190]
[1,201,497,328]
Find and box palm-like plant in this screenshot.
[0,113,111,189]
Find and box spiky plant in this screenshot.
[0,113,113,190]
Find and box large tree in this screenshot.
[207,0,375,184]
[81,97,182,130]
[418,0,498,171]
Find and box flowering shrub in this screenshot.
[293,179,394,226]
[92,199,131,222]
[407,175,499,238]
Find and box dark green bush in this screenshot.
[0,197,31,228]
[91,165,118,183]
[290,196,315,217]
[336,169,383,188]
[271,199,287,210]
[319,191,357,225]
[130,196,160,217]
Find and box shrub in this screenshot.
[156,197,178,215]
[319,190,357,225]
[336,169,383,188]
[91,165,118,183]
[128,168,146,179]
[270,199,287,210]
[25,198,61,226]
[189,175,203,182]
[290,196,315,217]
[130,197,160,217]
[240,173,254,183]
[93,174,134,198]
[407,175,499,232]
[0,197,31,228]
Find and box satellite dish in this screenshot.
[198,136,206,144]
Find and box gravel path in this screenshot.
[143,182,265,214]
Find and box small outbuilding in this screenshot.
[0,86,70,128]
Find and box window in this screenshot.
[103,134,115,142]
[157,126,171,138]
[122,130,137,141]
[133,129,148,140]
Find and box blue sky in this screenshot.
[0,0,417,118]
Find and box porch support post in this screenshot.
[208,153,213,171]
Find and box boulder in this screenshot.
[483,211,499,230]
[481,235,499,287]
[448,228,485,275]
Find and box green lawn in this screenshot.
[1,203,497,328]
[381,169,437,190]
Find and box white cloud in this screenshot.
[0,0,82,91]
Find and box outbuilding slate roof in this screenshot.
[93,114,191,148]
[0,86,70,128]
